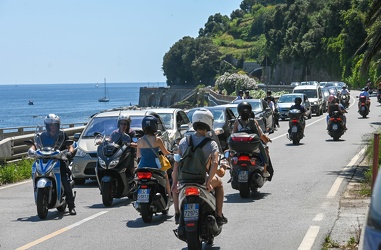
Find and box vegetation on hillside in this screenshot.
[162,0,381,90]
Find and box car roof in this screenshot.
[148,108,182,114]
[232,98,261,103]
[92,109,152,118]
[293,85,319,90]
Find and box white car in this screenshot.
[148,108,191,149]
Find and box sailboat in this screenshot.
[98,78,110,102]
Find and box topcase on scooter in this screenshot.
[228,133,261,153]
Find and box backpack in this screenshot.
[237,118,259,135]
[177,135,212,184]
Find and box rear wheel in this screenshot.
[141,203,153,223]
[36,188,49,219]
[102,182,113,207]
[187,231,202,250]
[239,182,250,198]
[292,137,300,145]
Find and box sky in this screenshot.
[0,0,243,84]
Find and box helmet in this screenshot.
[237,101,252,120]
[245,90,250,94]
[238,90,243,94]
[342,85,347,89]
[267,90,272,95]
[294,97,302,104]
[364,86,369,91]
[44,114,60,131]
[142,115,158,132]
[117,114,131,128]
[328,95,335,103]
[192,108,213,131]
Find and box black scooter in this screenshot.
[327,111,345,141]
[95,134,136,206]
[287,109,304,145]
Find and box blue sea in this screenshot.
[0,82,166,129]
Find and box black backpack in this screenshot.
[177,135,212,184]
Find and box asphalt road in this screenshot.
[0,90,379,250]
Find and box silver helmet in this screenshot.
[192,108,213,131]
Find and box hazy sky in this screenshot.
[0,0,242,84]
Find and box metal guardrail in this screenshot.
[0,124,86,164]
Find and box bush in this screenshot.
[0,159,32,185]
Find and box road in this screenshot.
[0,91,379,250]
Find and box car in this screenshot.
[293,85,325,116]
[300,81,319,86]
[362,169,381,249]
[71,109,171,184]
[232,98,275,133]
[186,106,236,150]
[277,93,312,120]
[324,86,341,97]
[291,82,300,87]
[148,108,191,149]
[319,81,328,88]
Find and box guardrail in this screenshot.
[0,124,86,164]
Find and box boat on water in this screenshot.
[28,100,34,105]
[98,78,109,102]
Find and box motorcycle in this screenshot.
[95,133,136,206]
[327,111,345,141]
[133,164,173,223]
[287,109,304,145]
[24,128,75,219]
[358,95,370,118]
[340,94,349,108]
[226,132,267,198]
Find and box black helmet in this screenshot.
[364,86,369,91]
[237,101,252,120]
[295,97,302,104]
[238,90,243,94]
[142,115,158,132]
[267,90,272,95]
[245,90,250,94]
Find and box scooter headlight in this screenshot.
[109,157,120,168]
[98,157,106,168]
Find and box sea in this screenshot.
[0,82,166,129]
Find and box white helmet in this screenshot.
[44,114,60,131]
[117,114,131,128]
[192,108,213,131]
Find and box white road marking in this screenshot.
[0,179,31,190]
[16,211,108,250]
[298,226,320,250]
[313,213,324,222]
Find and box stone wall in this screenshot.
[139,86,196,107]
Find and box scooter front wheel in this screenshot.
[102,182,114,207]
[37,188,49,219]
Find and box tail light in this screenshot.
[185,187,200,196]
[329,117,342,122]
[291,119,299,124]
[137,172,152,179]
[238,155,250,161]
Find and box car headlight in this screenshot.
[75,148,87,158]
[312,101,317,105]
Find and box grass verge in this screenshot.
[0,159,33,185]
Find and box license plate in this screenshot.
[184,203,199,221]
[137,188,150,203]
[238,171,249,182]
[332,124,338,130]
[292,126,297,133]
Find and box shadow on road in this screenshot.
[126,213,172,228]
[224,191,269,204]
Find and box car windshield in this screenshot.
[82,117,118,137]
[278,95,302,103]
[233,100,262,112]
[210,109,225,123]
[158,113,174,130]
[294,89,317,98]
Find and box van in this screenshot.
[292,85,325,116]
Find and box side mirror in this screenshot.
[132,137,138,143]
[74,132,81,141]
[224,151,230,158]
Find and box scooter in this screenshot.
[340,94,349,108]
[24,129,75,219]
[358,96,370,118]
[287,109,304,145]
[95,134,136,206]
[226,132,267,198]
[133,165,173,223]
[174,179,223,249]
[327,111,345,141]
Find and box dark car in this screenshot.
[186,106,236,150]
[232,99,275,133]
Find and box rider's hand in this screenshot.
[206,179,213,191]
[171,183,179,193]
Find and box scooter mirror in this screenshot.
[224,151,230,158]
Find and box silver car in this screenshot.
[72,109,170,184]
[277,93,312,120]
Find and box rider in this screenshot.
[110,114,136,177]
[234,90,244,101]
[232,102,272,179]
[340,85,350,102]
[289,97,306,134]
[326,95,347,130]
[136,115,172,198]
[171,109,228,226]
[267,90,280,128]
[28,114,76,215]
[244,90,253,99]
[358,86,371,112]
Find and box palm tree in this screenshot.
[359,0,381,71]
